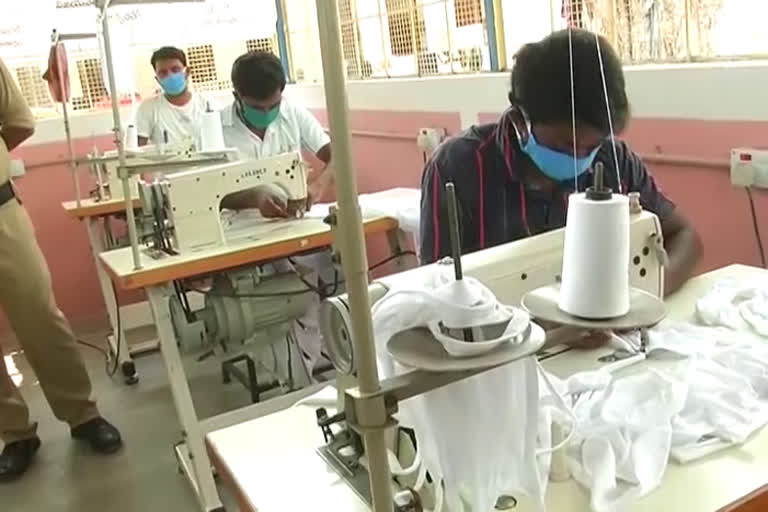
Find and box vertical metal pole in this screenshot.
[483,0,499,71]
[609,0,618,49]
[315,2,393,511]
[274,0,292,81]
[51,38,82,209]
[549,0,558,33]
[376,0,390,78]
[442,0,455,73]
[491,0,507,70]
[684,0,692,60]
[101,8,142,270]
[407,0,420,76]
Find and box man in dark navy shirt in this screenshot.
[420,29,701,296]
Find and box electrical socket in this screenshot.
[416,128,446,156]
[731,148,768,189]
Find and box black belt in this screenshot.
[0,181,16,207]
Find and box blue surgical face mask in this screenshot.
[158,72,187,96]
[512,108,600,182]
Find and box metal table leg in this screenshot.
[85,216,137,384]
[147,285,224,512]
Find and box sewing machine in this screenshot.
[316,198,666,509]
[137,151,309,253]
[83,142,237,202]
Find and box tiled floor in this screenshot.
[2,328,260,512]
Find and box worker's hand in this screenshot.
[307,168,334,210]
[565,330,612,350]
[255,191,289,218]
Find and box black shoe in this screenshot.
[71,417,123,454]
[0,437,41,482]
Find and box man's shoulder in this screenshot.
[279,99,316,124]
[432,123,498,174]
[220,102,237,127]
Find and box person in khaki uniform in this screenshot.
[0,57,122,481]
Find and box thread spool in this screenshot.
[200,110,225,152]
[125,124,138,150]
[559,163,630,319]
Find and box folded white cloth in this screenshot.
[696,279,768,337]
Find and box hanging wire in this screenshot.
[593,32,622,193]
[567,28,579,192]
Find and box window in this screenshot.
[384,0,426,57]
[246,37,277,54]
[187,44,218,85]
[72,58,107,111]
[339,0,367,78]
[455,0,483,27]
[555,0,768,64]
[282,0,324,82]
[15,66,53,109]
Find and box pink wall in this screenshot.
[4,109,765,336]
[478,112,768,273]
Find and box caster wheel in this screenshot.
[121,361,139,386]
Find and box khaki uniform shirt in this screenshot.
[0,58,35,183]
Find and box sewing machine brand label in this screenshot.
[240,168,268,179]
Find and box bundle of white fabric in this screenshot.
[371,266,547,512]
[562,321,768,511]
[696,279,768,337]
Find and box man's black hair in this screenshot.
[231,51,286,100]
[509,29,630,135]
[150,46,187,69]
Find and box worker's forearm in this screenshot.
[1,126,35,152]
[220,189,261,210]
[663,227,702,296]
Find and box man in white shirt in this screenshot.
[220,51,333,214]
[136,46,207,147]
[220,51,336,374]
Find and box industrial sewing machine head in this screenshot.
[83,140,237,202]
[314,183,668,510]
[138,151,309,253]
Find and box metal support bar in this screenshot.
[315,1,393,510]
[274,0,292,82]
[100,7,142,270]
[147,285,223,511]
[85,216,137,384]
[483,0,500,71]
[221,354,280,404]
[56,33,98,41]
[491,0,507,70]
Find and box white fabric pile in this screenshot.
[696,278,768,337]
[306,188,422,249]
[559,313,768,511]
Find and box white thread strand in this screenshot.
[593,32,622,194]
[568,28,578,192]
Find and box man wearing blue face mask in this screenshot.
[420,29,701,296]
[136,46,207,147]
[220,51,332,215]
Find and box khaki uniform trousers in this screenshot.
[0,199,98,443]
